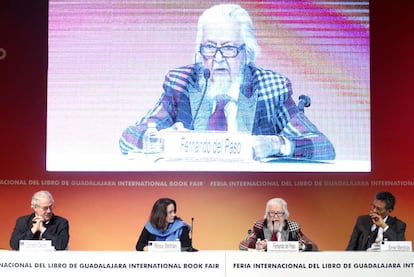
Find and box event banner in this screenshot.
[1,0,414,253]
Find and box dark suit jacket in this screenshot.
[346,214,406,250]
[10,213,69,250]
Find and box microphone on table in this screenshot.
[190,68,210,130]
[243,229,253,240]
[183,217,198,252]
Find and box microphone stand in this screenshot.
[190,68,210,130]
[184,217,198,252]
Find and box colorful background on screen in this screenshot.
[46,0,370,171]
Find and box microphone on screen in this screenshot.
[190,68,210,130]
[298,94,311,113]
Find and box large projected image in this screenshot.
[47,0,370,172]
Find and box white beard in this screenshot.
[206,76,242,101]
[267,220,285,232]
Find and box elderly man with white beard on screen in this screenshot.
[120,4,335,161]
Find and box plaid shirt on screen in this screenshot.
[119,63,335,160]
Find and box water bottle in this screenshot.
[143,122,163,156]
[255,238,264,252]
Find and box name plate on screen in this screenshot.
[163,131,253,162]
[19,240,55,251]
[148,241,181,252]
[267,241,299,252]
[380,241,412,252]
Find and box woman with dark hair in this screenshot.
[135,198,192,251]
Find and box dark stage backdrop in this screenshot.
[0,0,413,250]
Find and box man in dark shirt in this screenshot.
[10,190,70,250]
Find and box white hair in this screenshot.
[31,190,54,208]
[264,198,290,219]
[195,4,260,64]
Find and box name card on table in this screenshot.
[267,241,299,252]
[380,241,412,252]
[148,241,181,252]
[19,240,55,251]
[163,131,253,162]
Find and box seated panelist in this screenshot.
[136,197,194,251]
[9,190,69,250]
[346,191,406,251]
[239,197,318,251]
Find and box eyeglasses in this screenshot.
[199,44,245,59]
[268,211,285,217]
[36,204,54,211]
[370,204,387,214]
